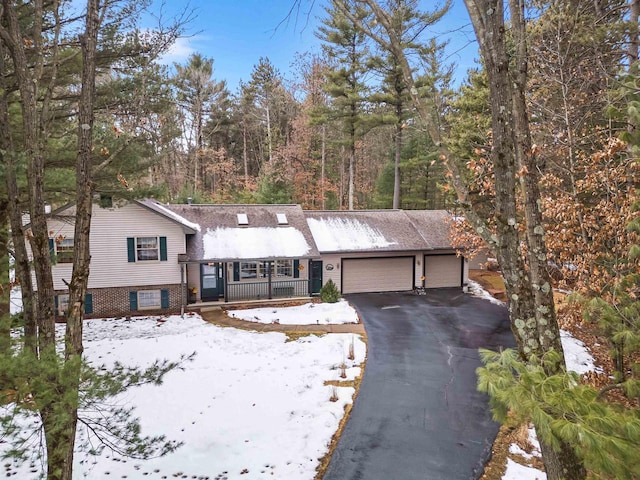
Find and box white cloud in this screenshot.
[157,36,198,65]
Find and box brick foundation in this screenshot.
[56,284,185,319]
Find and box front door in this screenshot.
[310,260,323,294]
[201,263,223,301]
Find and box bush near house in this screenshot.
[320,279,341,303]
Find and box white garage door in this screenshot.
[424,255,462,288]
[342,257,414,294]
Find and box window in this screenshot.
[55,293,93,315]
[130,289,168,310]
[275,259,293,277]
[276,213,288,225]
[137,237,159,261]
[237,213,248,225]
[57,294,69,315]
[56,238,74,263]
[240,262,258,279]
[128,237,167,262]
[138,290,161,309]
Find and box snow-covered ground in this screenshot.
[1,310,366,480]
[228,299,359,325]
[4,285,600,480]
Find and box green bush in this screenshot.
[320,279,341,303]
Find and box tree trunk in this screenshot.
[466,0,586,476]
[321,124,326,210]
[348,143,355,210]
[54,1,100,477]
[0,198,10,358]
[1,0,57,351]
[393,118,402,209]
[243,121,249,188]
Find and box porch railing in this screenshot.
[226,279,309,302]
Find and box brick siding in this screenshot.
[55,284,185,319]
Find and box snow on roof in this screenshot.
[150,202,201,232]
[306,217,396,252]
[202,226,312,259]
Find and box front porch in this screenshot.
[181,258,322,306]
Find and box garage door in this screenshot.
[342,257,414,294]
[424,255,462,288]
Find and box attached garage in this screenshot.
[424,254,463,288]
[342,257,414,294]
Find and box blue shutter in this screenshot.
[233,262,240,281]
[160,289,169,308]
[129,291,138,311]
[54,295,59,312]
[293,259,300,278]
[127,237,135,262]
[160,237,167,261]
[84,293,93,314]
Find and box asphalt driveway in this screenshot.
[323,289,516,480]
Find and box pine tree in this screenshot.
[0,2,189,478]
[317,0,372,209]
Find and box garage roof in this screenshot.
[305,210,455,253]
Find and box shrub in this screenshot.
[320,279,341,303]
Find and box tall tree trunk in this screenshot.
[466,0,586,476]
[0,199,9,355]
[337,0,586,477]
[55,2,100,477]
[266,103,273,163]
[0,81,37,352]
[243,121,249,188]
[321,124,326,210]
[393,118,402,209]
[1,0,56,350]
[348,145,355,210]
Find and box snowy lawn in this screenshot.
[228,299,359,325]
[2,311,366,480]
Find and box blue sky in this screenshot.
[148,0,480,92]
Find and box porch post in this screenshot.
[180,264,185,318]
[224,262,229,302]
[267,261,273,299]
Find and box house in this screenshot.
[42,199,467,318]
[44,200,196,318]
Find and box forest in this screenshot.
[0,0,639,479]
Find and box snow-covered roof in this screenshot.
[304,210,453,253]
[202,226,311,259]
[137,201,456,260]
[137,199,200,233]
[143,200,201,232]
[307,217,396,251]
[158,203,320,261]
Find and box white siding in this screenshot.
[424,254,462,288]
[45,203,186,290]
[187,263,201,301]
[319,254,342,291]
[342,257,414,294]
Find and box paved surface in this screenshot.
[323,289,515,480]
